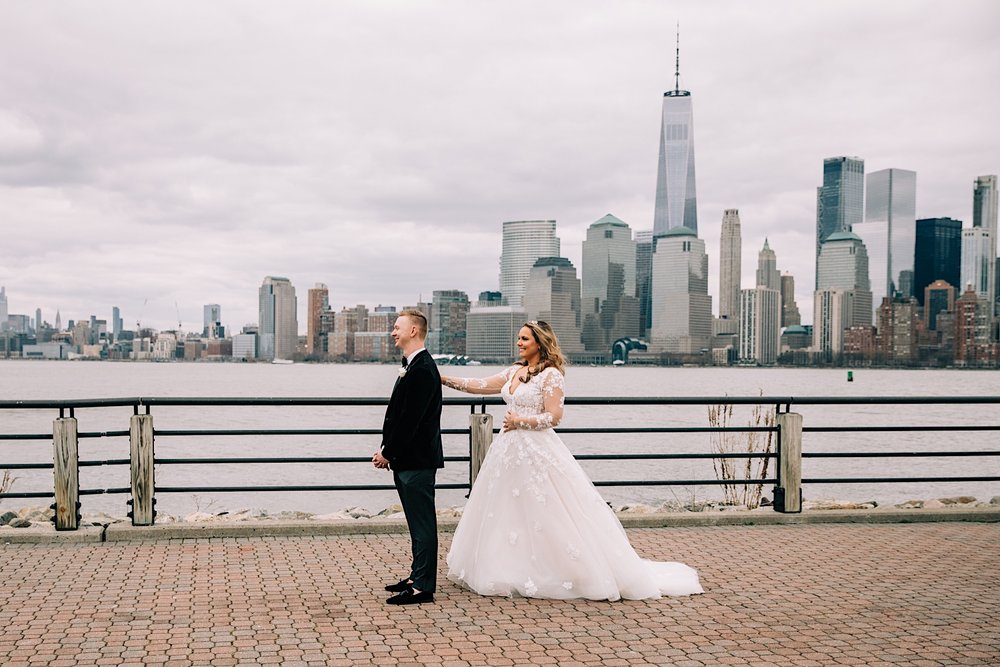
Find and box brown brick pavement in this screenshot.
[1,523,997,666]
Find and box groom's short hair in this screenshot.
[399,309,428,339]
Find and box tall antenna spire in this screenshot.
[674,23,681,94]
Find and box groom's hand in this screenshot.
[372,451,390,469]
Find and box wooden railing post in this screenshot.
[469,413,494,487]
[129,413,155,526]
[774,412,802,513]
[52,417,80,530]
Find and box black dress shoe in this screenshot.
[385,578,413,593]
[386,589,434,605]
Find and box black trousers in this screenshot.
[393,469,438,593]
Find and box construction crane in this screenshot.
[175,301,182,331]
[136,298,148,331]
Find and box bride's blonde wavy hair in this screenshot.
[516,320,567,377]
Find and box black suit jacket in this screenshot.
[380,350,444,471]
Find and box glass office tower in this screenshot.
[635,230,654,338]
[581,214,639,351]
[972,175,998,311]
[913,217,962,305]
[653,36,698,236]
[258,276,298,361]
[815,157,865,287]
[855,168,917,315]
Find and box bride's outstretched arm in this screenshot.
[440,369,510,395]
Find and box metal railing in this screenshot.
[1,395,999,530]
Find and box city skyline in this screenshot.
[1,2,998,333]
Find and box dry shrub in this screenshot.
[1,469,16,495]
[708,398,776,509]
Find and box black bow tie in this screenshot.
[401,356,409,368]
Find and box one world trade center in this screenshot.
[653,31,698,237]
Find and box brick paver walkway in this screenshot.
[1,523,997,666]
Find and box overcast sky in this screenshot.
[1,0,998,334]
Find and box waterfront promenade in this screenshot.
[2,520,998,666]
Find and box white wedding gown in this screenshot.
[446,367,703,600]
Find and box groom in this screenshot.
[373,309,444,605]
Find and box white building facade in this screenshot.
[718,209,741,320]
[499,220,560,307]
[465,303,526,363]
[816,231,873,327]
[650,227,712,354]
[739,287,781,365]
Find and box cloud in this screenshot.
[0,0,998,332]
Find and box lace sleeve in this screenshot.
[441,366,515,395]
[518,368,565,430]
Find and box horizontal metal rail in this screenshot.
[152,428,472,437]
[2,395,997,509]
[155,482,472,494]
[2,394,998,409]
[803,451,1000,458]
[804,476,1000,484]
[154,456,471,465]
[804,425,1000,433]
[594,478,779,487]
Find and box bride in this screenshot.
[440,320,703,600]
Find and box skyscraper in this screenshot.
[305,285,329,357]
[429,290,470,356]
[972,175,998,311]
[258,276,298,361]
[650,227,712,354]
[653,31,698,236]
[112,306,123,340]
[755,239,780,290]
[816,157,865,287]
[0,287,7,331]
[961,227,993,299]
[739,287,781,365]
[581,214,639,351]
[523,257,584,354]
[499,220,560,307]
[635,230,654,338]
[718,209,741,320]
[816,231,873,327]
[913,217,962,306]
[855,168,917,312]
[780,273,801,327]
[202,303,222,339]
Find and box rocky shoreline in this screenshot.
[3,495,998,532]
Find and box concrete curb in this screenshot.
[615,507,1000,528]
[103,517,428,541]
[3,507,997,543]
[0,524,105,544]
